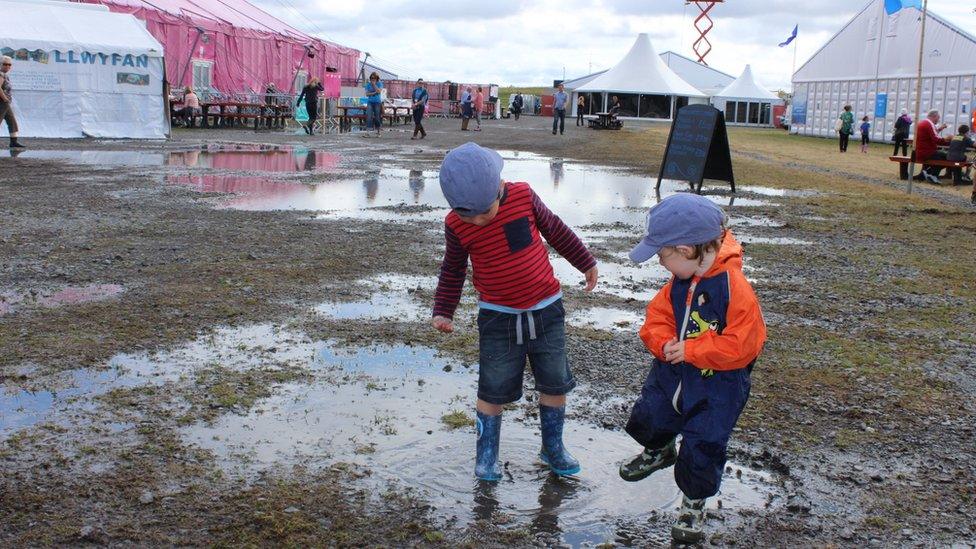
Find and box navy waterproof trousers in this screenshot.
[625,359,751,500]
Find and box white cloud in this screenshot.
[254,0,976,90]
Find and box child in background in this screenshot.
[860,116,871,153]
[431,142,599,481]
[945,124,974,187]
[619,194,766,544]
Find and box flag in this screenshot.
[779,25,797,47]
[885,0,923,15]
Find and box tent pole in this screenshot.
[907,0,929,195]
[179,28,204,90]
[290,46,310,95]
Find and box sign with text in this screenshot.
[656,104,735,193]
[875,93,888,118]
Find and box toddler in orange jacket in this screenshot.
[619,193,766,544]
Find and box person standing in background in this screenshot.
[837,105,854,153]
[859,116,871,153]
[0,56,25,149]
[460,86,473,131]
[364,72,384,138]
[576,94,586,126]
[552,83,568,135]
[512,91,524,120]
[474,86,485,131]
[893,109,912,156]
[296,77,323,135]
[411,78,429,140]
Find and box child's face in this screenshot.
[457,200,500,226]
[658,246,701,280]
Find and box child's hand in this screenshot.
[584,266,599,292]
[663,338,685,364]
[431,315,454,333]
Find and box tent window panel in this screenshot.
[736,102,747,124]
[587,93,603,114]
[637,94,670,118]
[726,101,736,122]
[613,94,639,117]
[748,102,760,124]
[295,71,308,94]
[760,103,771,125]
[192,61,212,94]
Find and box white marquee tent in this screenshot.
[660,51,734,97]
[791,0,976,140]
[712,65,782,126]
[576,33,707,120]
[0,0,166,138]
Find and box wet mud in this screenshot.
[2,116,974,547]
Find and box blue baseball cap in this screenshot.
[439,142,504,215]
[629,193,726,263]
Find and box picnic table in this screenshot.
[889,139,976,182]
[199,102,292,129]
[336,104,413,133]
[588,111,622,130]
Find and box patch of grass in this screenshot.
[440,410,475,430]
[187,363,310,422]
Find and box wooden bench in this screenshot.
[890,155,972,183]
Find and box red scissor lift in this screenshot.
[688,0,723,65]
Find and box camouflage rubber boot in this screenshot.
[671,495,707,544]
[618,438,677,482]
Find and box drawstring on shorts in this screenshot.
[515,310,538,346]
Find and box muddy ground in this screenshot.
[1,115,975,547]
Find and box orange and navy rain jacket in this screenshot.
[639,230,766,371]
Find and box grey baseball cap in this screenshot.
[439,142,504,215]
[629,193,726,263]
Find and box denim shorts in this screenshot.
[476,298,576,404]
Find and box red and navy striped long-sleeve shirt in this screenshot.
[432,182,597,319]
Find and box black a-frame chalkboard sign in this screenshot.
[655,104,735,193]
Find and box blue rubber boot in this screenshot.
[539,404,581,476]
[475,411,502,481]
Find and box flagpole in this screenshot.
[907,0,929,195]
[791,34,798,91]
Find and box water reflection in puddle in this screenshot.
[178,332,776,545]
[1,145,340,173]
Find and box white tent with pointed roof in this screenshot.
[715,65,779,101]
[576,33,707,119]
[712,65,782,126]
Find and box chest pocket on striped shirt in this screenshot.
[503,217,533,253]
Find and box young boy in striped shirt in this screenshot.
[431,142,599,481]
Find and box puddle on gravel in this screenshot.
[315,274,436,321]
[176,332,777,546]
[306,155,777,223]
[566,307,644,331]
[0,284,125,316]
[0,146,341,173]
[2,321,779,545]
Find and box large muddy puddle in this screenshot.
[1,324,780,546]
[0,145,340,172]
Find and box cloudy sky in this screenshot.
[258,0,976,90]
